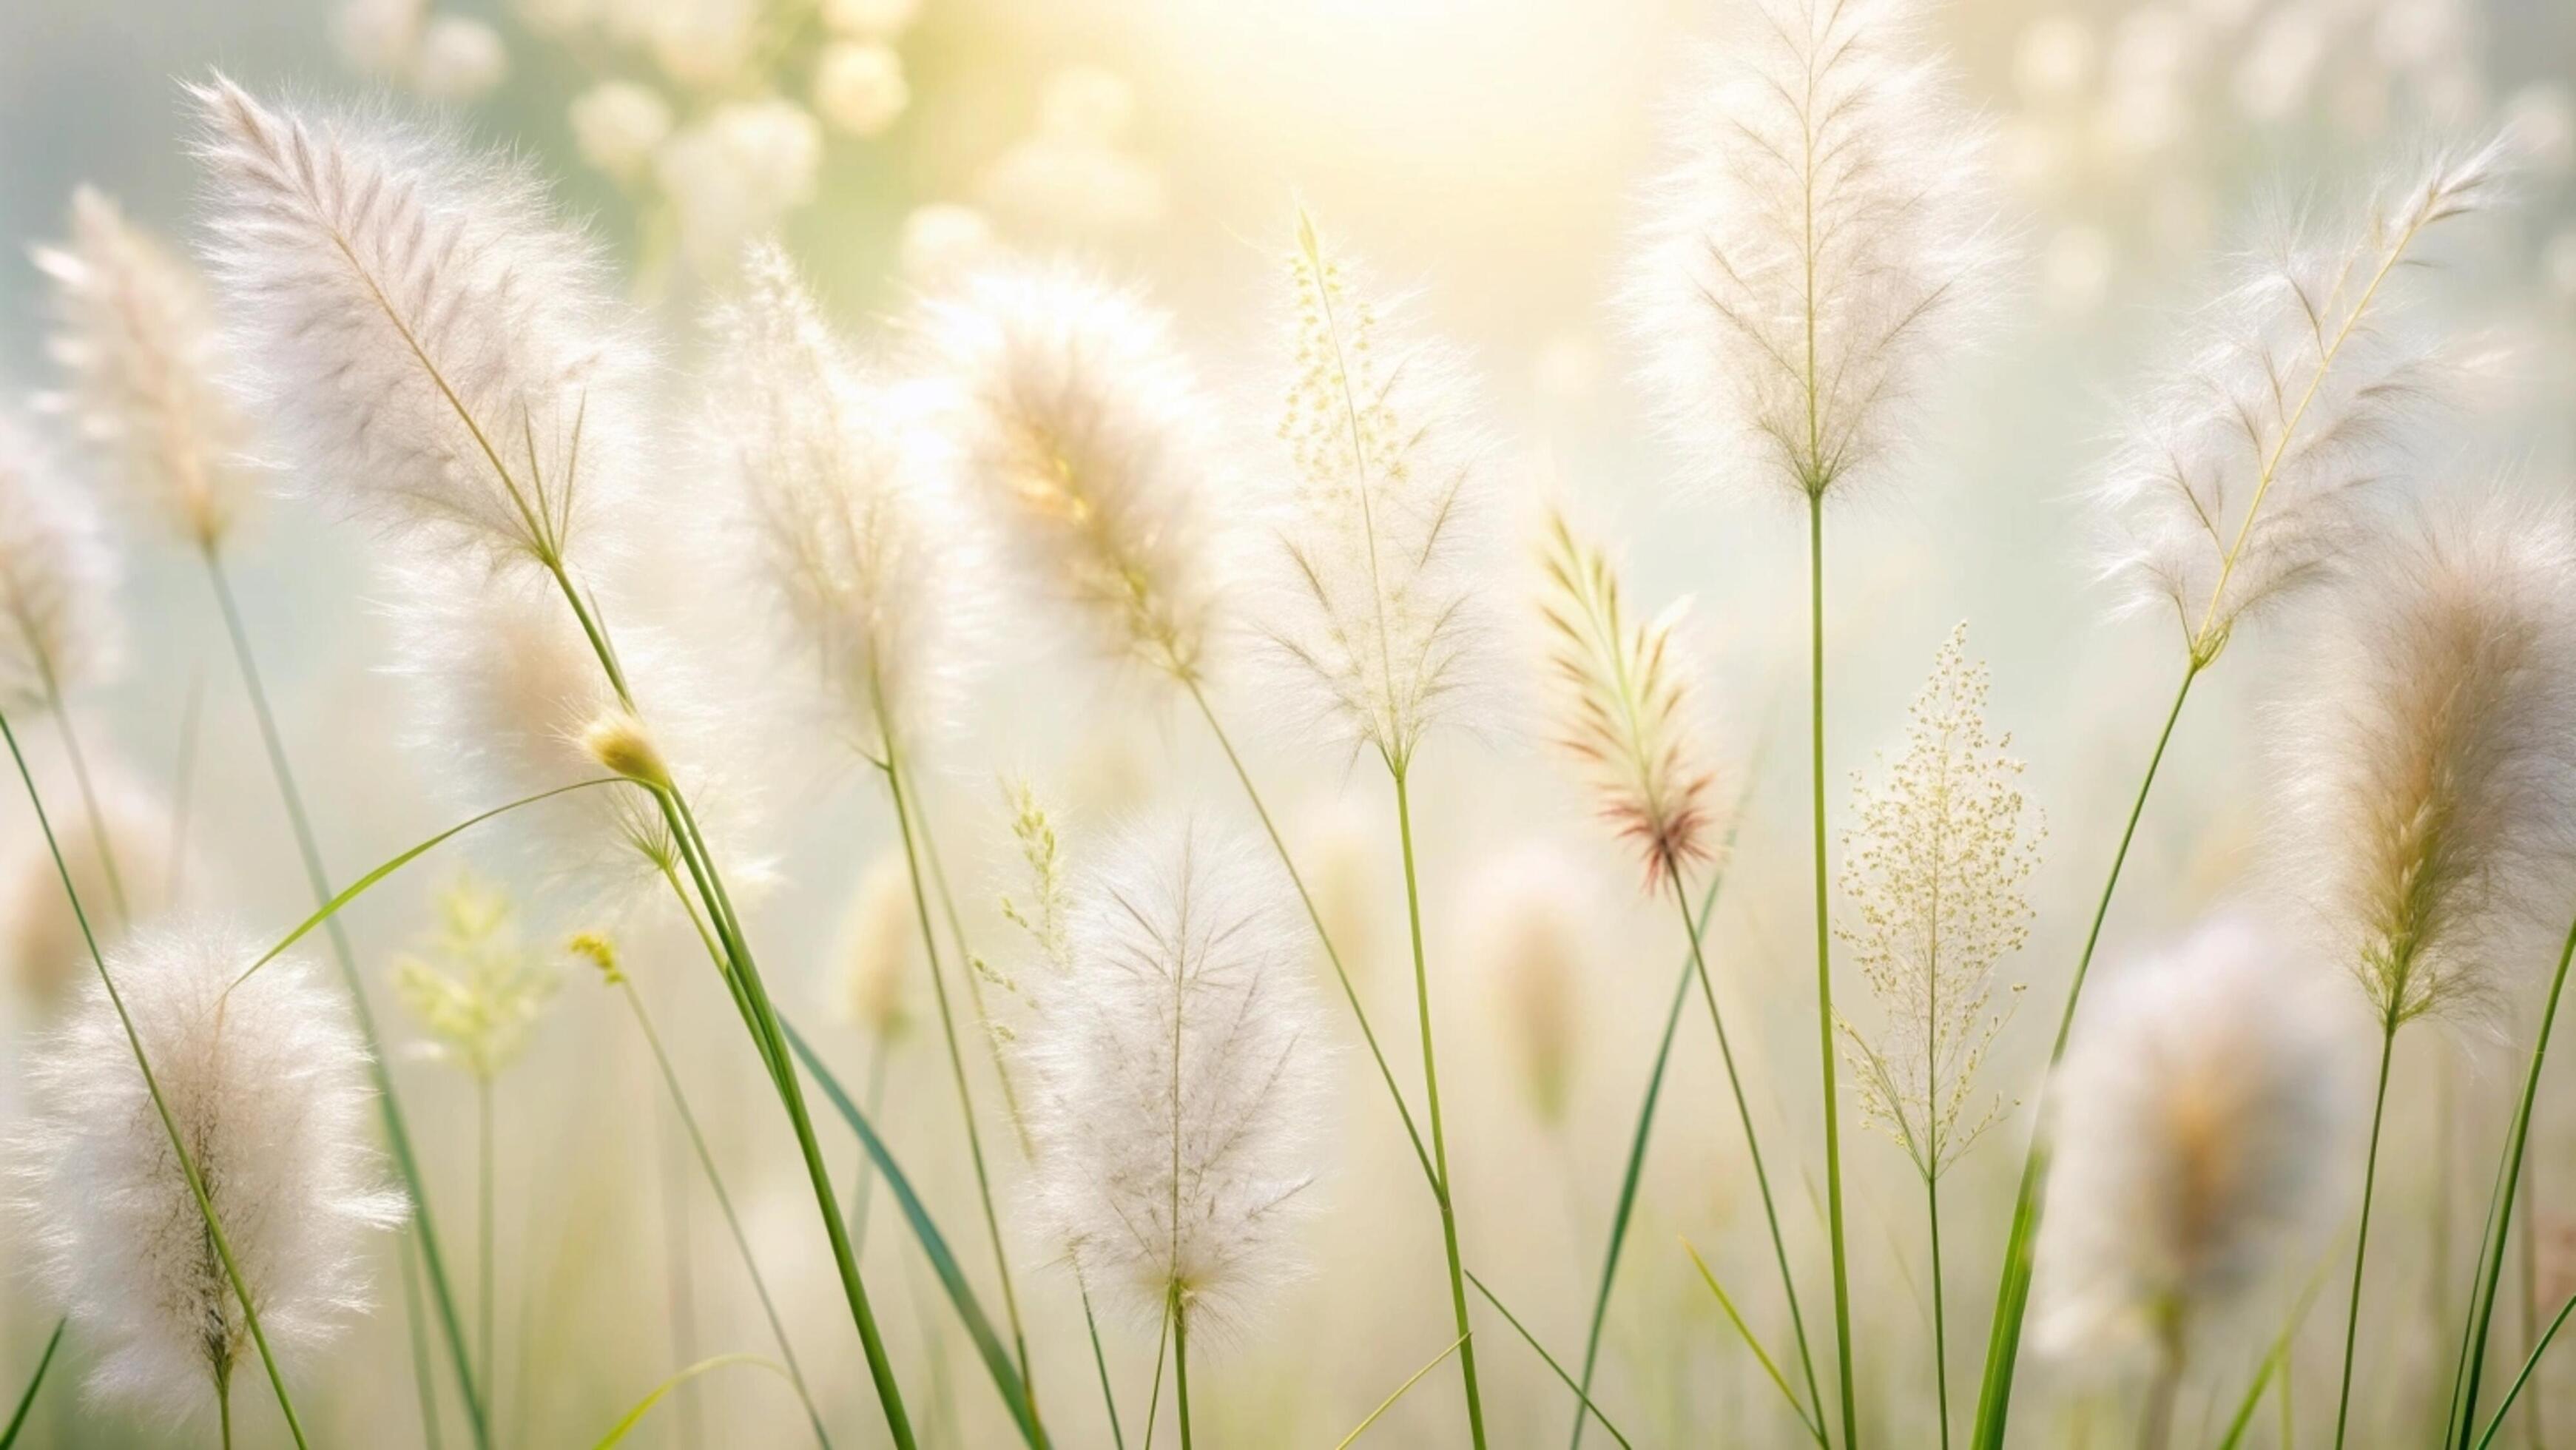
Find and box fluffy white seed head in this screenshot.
[0,758,187,1016]
[6,914,405,1416]
[705,243,977,760]
[1628,0,2000,505]
[0,409,121,715]
[1264,212,1494,772]
[919,263,1226,684]
[192,74,647,571]
[1022,817,1329,1338]
[2094,138,2509,665]
[35,187,257,549]
[2271,493,2576,1030]
[2035,915,2347,1371]
[382,555,761,912]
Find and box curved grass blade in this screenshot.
[229,777,630,991]
[782,1016,1046,1448]
[1,1319,65,1449]
[1685,1238,1825,1445]
[590,1355,792,1449]
[1335,1335,1469,1449]
[2219,1264,2330,1450]
[1463,1272,1633,1450]
[2472,1295,2576,1450]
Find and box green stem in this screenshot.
[1,1319,64,1449]
[618,974,833,1447]
[0,708,308,1447]
[218,1369,233,1450]
[402,1223,448,1450]
[200,545,487,1446]
[478,1072,496,1447]
[1971,661,2200,1450]
[2475,1297,2576,1450]
[1142,1293,1171,1450]
[2335,1017,2401,1449]
[1930,1170,1951,1450]
[1392,768,1487,1449]
[879,746,1036,1409]
[1807,493,1858,1450]
[1080,1269,1126,1450]
[2451,911,2576,1447]
[655,1094,705,1450]
[1173,1287,1193,1450]
[852,1046,891,1258]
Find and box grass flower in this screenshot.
[705,241,977,762]
[192,74,646,573]
[2095,138,2509,668]
[2034,916,2345,1449]
[0,409,120,718]
[34,186,255,550]
[1022,817,1327,1440]
[7,914,405,1430]
[391,874,559,1083]
[920,263,1224,684]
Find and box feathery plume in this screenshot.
[35,187,256,549]
[2273,493,2576,1029]
[0,761,186,1015]
[1465,844,1588,1128]
[391,874,559,1081]
[2034,915,2347,1370]
[191,74,647,570]
[1837,622,2041,1179]
[919,263,1223,683]
[1628,0,1998,505]
[834,852,916,1042]
[1022,817,1329,1336]
[1534,507,1720,891]
[2094,138,2510,665]
[0,410,120,715]
[1266,211,1492,770]
[706,243,977,759]
[6,914,405,1417]
[382,556,760,910]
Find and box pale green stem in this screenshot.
[403,1231,447,1450]
[1807,493,1858,1450]
[2335,1014,2401,1449]
[1930,1170,1952,1450]
[478,1070,496,1446]
[1173,1287,1193,1450]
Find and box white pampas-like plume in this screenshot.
[6,914,405,1417]
[34,186,256,549]
[918,263,1224,684]
[2034,915,2347,1370]
[1534,506,1721,891]
[0,759,189,1015]
[1022,817,1329,1336]
[705,243,977,758]
[191,73,646,570]
[1266,211,1494,772]
[2095,138,2509,665]
[2273,493,2576,1029]
[1628,0,1998,505]
[382,555,763,911]
[0,408,120,715]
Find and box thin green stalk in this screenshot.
[41,673,129,925]
[2140,1343,2183,1450]
[0,1319,64,1449]
[0,708,308,1447]
[1172,1287,1194,1450]
[1080,1270,1127,1450]
[877,744,1036,1408]
[1184,678,1436,1191]
[1466,1272,1636,1450]
[2451,911,2576,1448]
[1685,1239,1825,1444]
[1681,881,1827,1434]
[402,1219,447,1450]
[2476,1298,2576,1450]
[199,545,487,1446]
[1807,493,1858,1450]
[2334,1016,2401,1449]
[1392,768,1487,1449]
[1142,1293,1172,1450]
[478,1072,496,1442]
[617,971,832,1448]
[218,1369,233,1450]
[1972,661,2201,1450]
[2521,1168,2543,1450]
[1336,1335,1469,1449]
[1929,1171,1951,1450]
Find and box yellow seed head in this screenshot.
[581,709,671,789]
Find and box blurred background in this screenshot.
[0,0,2572,1444]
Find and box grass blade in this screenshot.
[782,1016,1047,1448]
[1463,1271,1633,1450]
[2474,1295,2576,1450]
[2219,1267,2329,1450]
[1685,1239,1826,1445]
[589,1355,792,1450]
[1,1319,65,1449]
[1335,1335,1469,1449]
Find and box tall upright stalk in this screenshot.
[198,545,488,1446]
[2334,1014,2401,1447]
[1392,769,1488,1449]
[1807,493,1859,1450]
[476,1073,496,1444]
[0,708,309,1447]
[1171,1287,1195,1450]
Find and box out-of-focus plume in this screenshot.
[0,409,120,715]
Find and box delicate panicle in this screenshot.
[190,74,646,570]
[0,409,121,714]
[1628,0,1998,504]
[2272,494,2576,1029]
[1533,508,1720,891]
[919,263,1223,683]
[1264,212,1493,770]
[35,187,256,548]
[6,915,405,1416]
[382,556,761,910]
[1838,622,2040,1179]
[2095,138,2509,664]
[705,243,977,759]
[391,874,559,1081]
[0,761,186,1014]
[2035,916,2346,1369]
[1022,818,1329,1336]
